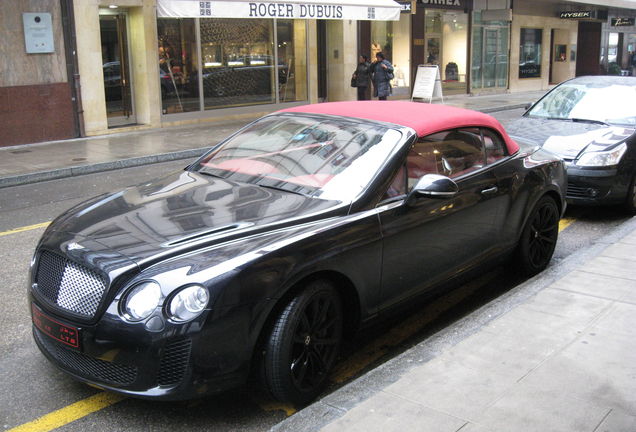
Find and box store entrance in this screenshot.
[472,26,508,92]
[424,10,468,95]
[100,11,136,127]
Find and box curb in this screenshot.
[0,148,207,189]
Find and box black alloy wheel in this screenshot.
[262,280,343,406]
[517,195,559,276]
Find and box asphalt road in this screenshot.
[0,108,632,431]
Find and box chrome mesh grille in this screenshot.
[36,251,107,317]
[34,328,138,385]
[157,338,192,386]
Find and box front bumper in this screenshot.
[565,165,628,206]
[29,298,257,400]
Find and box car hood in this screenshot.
[42,170,346,268]
[506,117,634,160]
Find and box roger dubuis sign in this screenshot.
[157,0,402,21]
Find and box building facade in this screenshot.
[0,1,78,147]
[1,0,635,147]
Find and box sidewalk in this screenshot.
[273,217,636,432]
[0,91,545,188]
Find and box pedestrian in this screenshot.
[369,52,394,101]
[352,54,371,100]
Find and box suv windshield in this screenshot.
[192,114,403,201]
[527,79,636,126]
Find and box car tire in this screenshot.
[516,195,559,277]
[262,280,343,406]
[623,171,636,215]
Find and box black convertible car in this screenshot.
[29,101,566,406]
[506,76,636,213]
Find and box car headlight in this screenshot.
[122,281,162,322]
[575,143,626,167]
[168,285,209,322]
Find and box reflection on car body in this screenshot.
[506,76,636,214]
[29,101,566,407]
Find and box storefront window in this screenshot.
[519,28,542,79]
[425,11,441,65]
[277,19,307,102]
[629,34,636,75]
[158,17,307,115]
[199,18,275,109]
[371,13,410,98]
[425,10,467,94]
[371,21,392,62]
[157,18,199,114]
[607,32,619,65]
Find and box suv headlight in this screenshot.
[576,143,626,167]
[168,285,209,322]
[122,281,162,321]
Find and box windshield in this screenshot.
[192,114,403,201]
[527,79,636,126]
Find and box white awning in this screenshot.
[157,0,402,21]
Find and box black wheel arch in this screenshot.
[247,270,361,383]
[515,187,565,245]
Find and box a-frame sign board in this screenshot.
[411,65,444,103]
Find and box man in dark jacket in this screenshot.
[352,54,371,100]
[369,52,394,100]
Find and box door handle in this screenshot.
[481,186,499,196]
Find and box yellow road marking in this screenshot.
[251,396,297,416]
[8,392,126,432]
[559,217,576,232]
[0,222,50,237]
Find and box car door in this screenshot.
[376,128,506,312]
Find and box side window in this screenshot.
[382,164,406,200]
[381,128,493,201]
[406,135,447,188]
[435,128,484,179]
[482,128,507,164]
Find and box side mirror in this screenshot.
[524,102,534,111]
[405,174,458,207]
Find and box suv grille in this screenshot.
[35,251,107,318]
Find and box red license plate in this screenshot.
[32,304,81,350]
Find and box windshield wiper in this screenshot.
[571,118,610,127]
[256,183,310,197]
[544,117,610,127]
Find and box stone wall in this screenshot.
[0,0,75,146]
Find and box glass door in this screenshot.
[100,11,136,127]
[472,26,508,91]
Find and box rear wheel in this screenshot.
[516,196,559,276]
[261,280,343,407]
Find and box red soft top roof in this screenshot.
[280,101,519,155]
